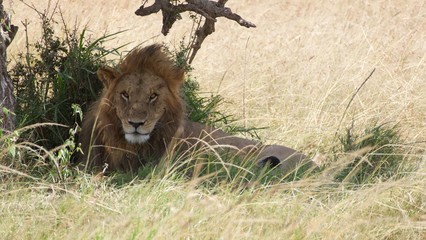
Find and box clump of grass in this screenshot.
[334,122,410,184]
[0,105,83,182]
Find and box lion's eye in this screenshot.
[121,91,129,101]
[149,93,158,103]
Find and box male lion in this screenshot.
[80,44,312,173]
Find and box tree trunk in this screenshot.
[0,0,18,131]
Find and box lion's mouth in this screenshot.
[124,132,151,144]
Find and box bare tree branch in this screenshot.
[135,0,255,64]
[188,17,214,64]
[134,0,162,16]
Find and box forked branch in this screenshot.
[135,0,256,64]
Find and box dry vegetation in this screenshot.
[1,0,425,239]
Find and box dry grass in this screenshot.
[2,0,426,239]
[1,171,425,239]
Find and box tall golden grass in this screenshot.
[1,0,425,239]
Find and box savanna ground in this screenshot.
[1,0,425,239]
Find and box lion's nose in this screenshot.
[128,120,145,129]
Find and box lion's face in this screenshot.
[109,72,171,144]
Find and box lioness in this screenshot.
[80,44,312,173]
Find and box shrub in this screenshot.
[11,10,122,149]
[334,122,408,184]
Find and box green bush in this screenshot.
[11,11,122,149]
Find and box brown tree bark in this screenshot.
[0,0,18,131]
[135,0,255,64]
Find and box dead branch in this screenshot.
[135,0,256,64]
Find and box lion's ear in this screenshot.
[168,66,185,93]
[97,66,119,88]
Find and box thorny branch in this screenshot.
[135,0,256,64]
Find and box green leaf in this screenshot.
[8,145,16,158]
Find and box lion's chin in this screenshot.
[124,133,150,144]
